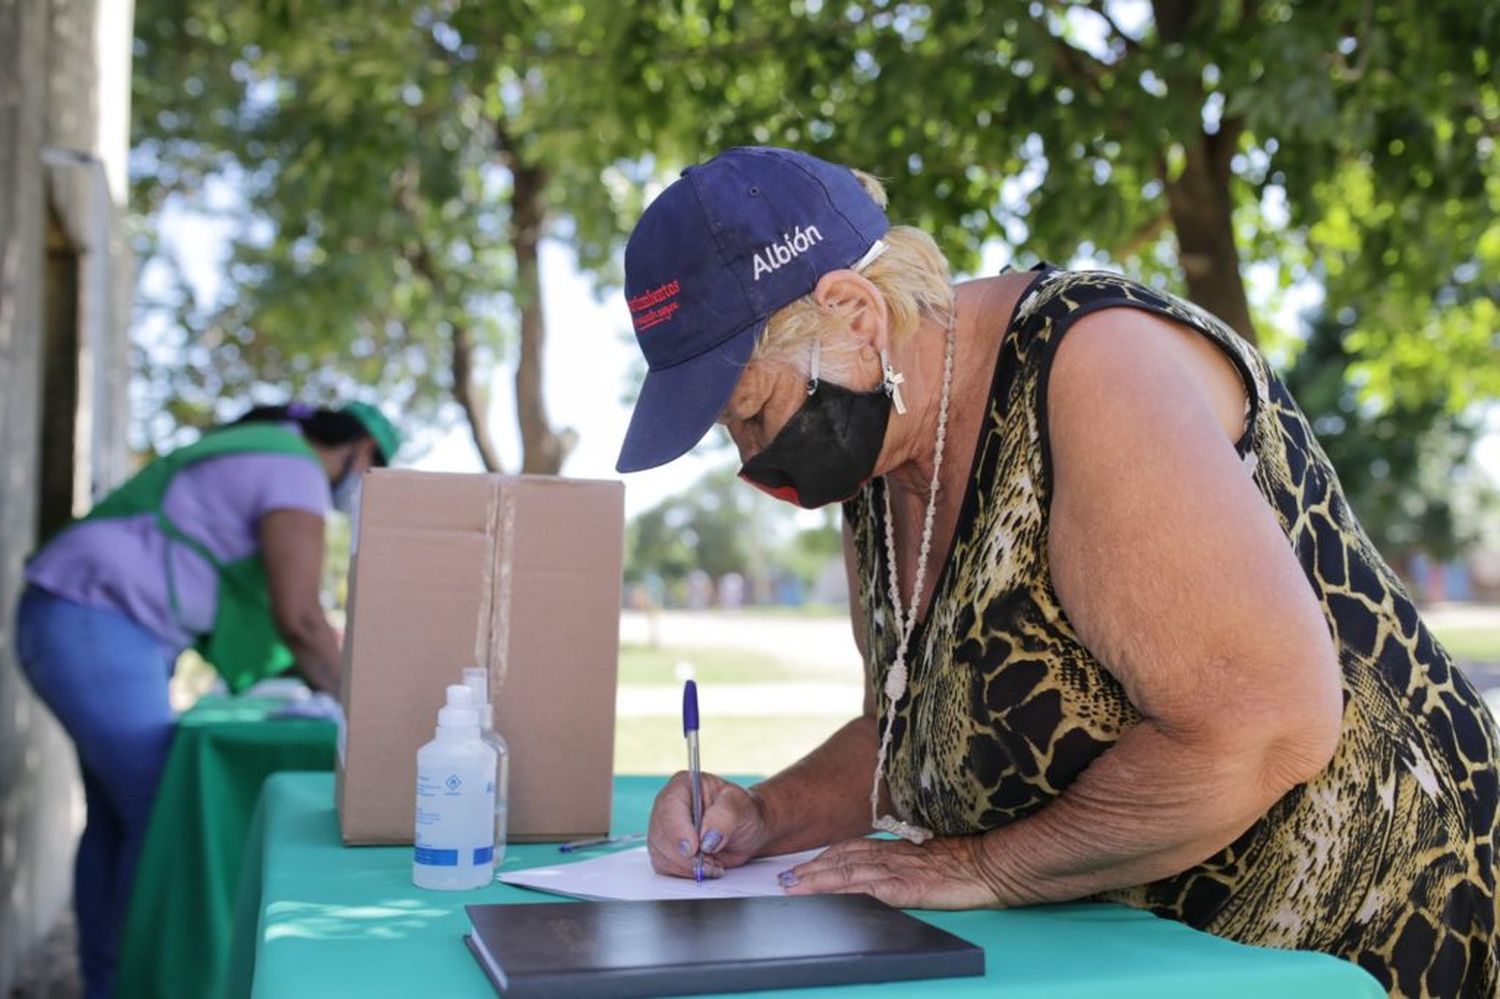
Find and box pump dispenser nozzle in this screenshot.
[437,684,479,732]
[462,667,488,704]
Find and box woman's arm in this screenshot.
[260,508,342,693]
[787,309,1343,908]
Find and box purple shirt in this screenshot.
[27,449,331,651]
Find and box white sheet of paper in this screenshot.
[500,846,825,901]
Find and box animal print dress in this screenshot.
[845,266,1499,997]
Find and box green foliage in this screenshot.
[1283,312,1497,563]
[135,1,484,435]
[131,0,693,458]
[625,461,846,602]
[133,1,1497,473]
[605,0,1497,393]
[775,516,844,589]
[626,465,784,587]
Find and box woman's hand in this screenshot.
[648,771,772,879]
[782,835,1008,909]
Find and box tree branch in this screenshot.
[1330,0,1374,81]
[1111,210,1171,259]
[1150,0,1196,43]
[491,110,576,474]
[388,163,505,472]
[450,319,505,472]
[1208,114,1245,183]
[1045,33,1113,95]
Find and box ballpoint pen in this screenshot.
[556,833,647,853]
[683,679,704,884]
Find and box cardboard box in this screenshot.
[336,470,623,844]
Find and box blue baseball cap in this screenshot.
[616,146,890,473]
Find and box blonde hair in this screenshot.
[753,170,954,380]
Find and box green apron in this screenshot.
[52,424,325,693]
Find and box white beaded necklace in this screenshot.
[869,309,957,845]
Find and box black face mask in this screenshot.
[739,379,892,509]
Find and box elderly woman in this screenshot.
[618,147,1497,996]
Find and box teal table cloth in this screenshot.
[228,772,1383,998]
[117,696,337,999]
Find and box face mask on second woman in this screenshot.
[332,472,362,518]
[331,445,365,519]
[738,338,893,510]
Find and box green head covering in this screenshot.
[341,402,402,465]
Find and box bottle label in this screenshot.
[474,846,493,865]
[414,846,459,867]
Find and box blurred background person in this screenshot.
[12,401,399,999]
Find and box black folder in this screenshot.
[464,894,985,998]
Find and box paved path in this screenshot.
[620,610,861,674]
[1421,603,1500,631]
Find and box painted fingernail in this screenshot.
[702,830,723,852]
[678,839,692,857]
[778,870,799,887]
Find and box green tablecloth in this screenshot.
[117,696,337,999]
[229,772,1382,998]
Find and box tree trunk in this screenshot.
[396,209,505,473]
[1153,0,1258,343]
[1161,128,1258,343]
[507,158,576,474]
[451,320,505,472]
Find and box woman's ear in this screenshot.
[812,269,889,353]
[721,362,776,424]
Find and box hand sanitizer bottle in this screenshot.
[462,667,510,875]
[413,684,497,890]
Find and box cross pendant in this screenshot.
[882,365,908,415]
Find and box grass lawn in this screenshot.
[1431,625,1500,663]
[614,713,845,777]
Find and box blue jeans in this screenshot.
[14,586,176,999]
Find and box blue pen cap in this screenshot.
[682,680,699,735]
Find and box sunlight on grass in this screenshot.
[614,714,847,776]
[1432,626,1500,663]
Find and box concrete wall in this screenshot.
[0,0,134,991]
